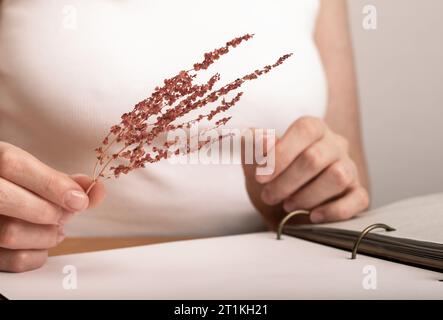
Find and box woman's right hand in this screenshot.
[0,142,105,272]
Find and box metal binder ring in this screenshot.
[351,223,396,260]
[276,210,310,240]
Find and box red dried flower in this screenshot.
[87,34,292,193]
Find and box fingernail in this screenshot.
[261,188,274,205]
[57,233,65,243]
[255,172,270,184]
[57,226,66,243]
[58,211,73,226]
[310,212,325,224]
[64,190,88,211]
[283,201,295,213]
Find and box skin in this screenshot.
[242,0,370,230]
[0,142,106,272]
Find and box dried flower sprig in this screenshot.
[87,34,292,194]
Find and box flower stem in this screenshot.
[94,145,130,182]
[86,180,97,195]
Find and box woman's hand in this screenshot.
[242,116,369,229]
[0,142,106,272]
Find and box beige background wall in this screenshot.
[347,0,443,207]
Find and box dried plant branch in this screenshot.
[89,34,292,194]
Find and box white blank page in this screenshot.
[0,232,441,299]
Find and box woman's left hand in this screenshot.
[243,116,369,227]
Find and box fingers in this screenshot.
[256,116,325,184]
[240,118,368,226]
[0,215,63,250]
[260,135,343,205]
[309,186,370,223]
[0,248,48,273]
[0,142,89,211]
[0,177,64,225]
[0,143,101,274]
[283,158,357,212]
[71,174,106,209]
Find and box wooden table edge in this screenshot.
[49,236,195,256]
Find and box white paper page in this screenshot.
[318,193,443,243]
[0,232,441,299]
